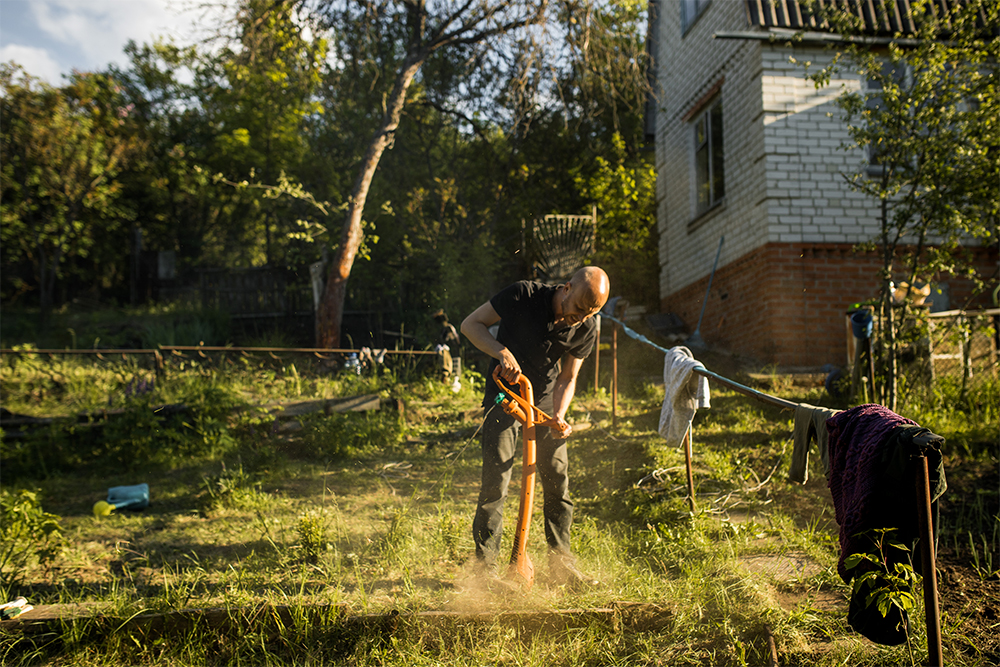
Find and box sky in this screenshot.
[0,0,205,85]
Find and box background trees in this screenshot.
[1,66,141,326]
[1,0,658,347]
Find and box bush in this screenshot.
[102,393,184,471]
[0,489,62,592]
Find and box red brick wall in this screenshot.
[660,242,998,367]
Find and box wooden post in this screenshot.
[866,337,877,404]
[153,349,165,380]
[916,454,943,667]
[612,317,618,429]
[850,333,866,402]
[594,314,601,395]
[611,300,627,430]
[684,426,696,513]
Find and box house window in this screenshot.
[865,60,911,176]
[694,98,725,215]
[681,0,711,34]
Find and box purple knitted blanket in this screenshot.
[826,404,916,582]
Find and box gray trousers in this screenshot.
[472,397,573,568]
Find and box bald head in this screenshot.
[570,266,610,311]
[554,266,610,327]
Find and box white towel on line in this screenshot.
[658,346,711,447]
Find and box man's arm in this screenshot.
[460,301,522,383]
[550,354,585,439]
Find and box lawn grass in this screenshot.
[1,347,997,665]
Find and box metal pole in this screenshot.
[686,236,724,350]
[916,454,943,667]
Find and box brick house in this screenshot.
[648,0,997,368]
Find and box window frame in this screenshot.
[692,97,725,218]
[680,0,711,35]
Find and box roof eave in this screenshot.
[713,28,920,47]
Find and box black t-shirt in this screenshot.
[483,281,598,406]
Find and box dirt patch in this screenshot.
[774,589,844,614]
[738,552,823,582]
[936,553,1000,664]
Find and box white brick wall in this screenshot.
[655,2,886,297]
[759,47,887,247]
[655,0,763,298]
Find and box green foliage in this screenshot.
[101,392,184,472]
[845,528,920,659]
[1,421,75,480]
[0,345,121,415]
[0,64,143,316]
[1,0,658,349]
[1,368,994,666]
[576,132,659,308]
[0,357,257,477]
[0,303,231,350]
[797,0,1000,409]
[0,489,62,591]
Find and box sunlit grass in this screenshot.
[1,356,996,665]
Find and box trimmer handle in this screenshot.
[491,367,571,437]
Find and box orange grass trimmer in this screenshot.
[491,367,570,591]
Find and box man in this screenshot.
[432,309,461,350]
[461,266,610,587]
[432,308,462,385]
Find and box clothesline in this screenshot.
[601,311,944,661]
[600,314,799,411]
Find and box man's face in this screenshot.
[556,283,602,327]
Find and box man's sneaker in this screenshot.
[548,555,599,589]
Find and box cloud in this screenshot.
[0,44,64,84]
[28,0,201,74]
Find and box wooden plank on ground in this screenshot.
[0,395,380,433]
[1,602,671,640]
[267,394,381,418]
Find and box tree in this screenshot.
[105,6,329,280]
[304,0,659,346]
[799,0,1000,409]
[309,0,548,348]
[206,0,328,265]
[1,65,140,323]
[576,132,658,308]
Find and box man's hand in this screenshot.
[497,348,522,384]
[551,415,572,439]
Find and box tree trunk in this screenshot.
[878,196,897,411]
[316,56,425,348]
[37,241,50,331]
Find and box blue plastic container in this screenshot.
[851,309,873,339]
[107,483,150,510]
